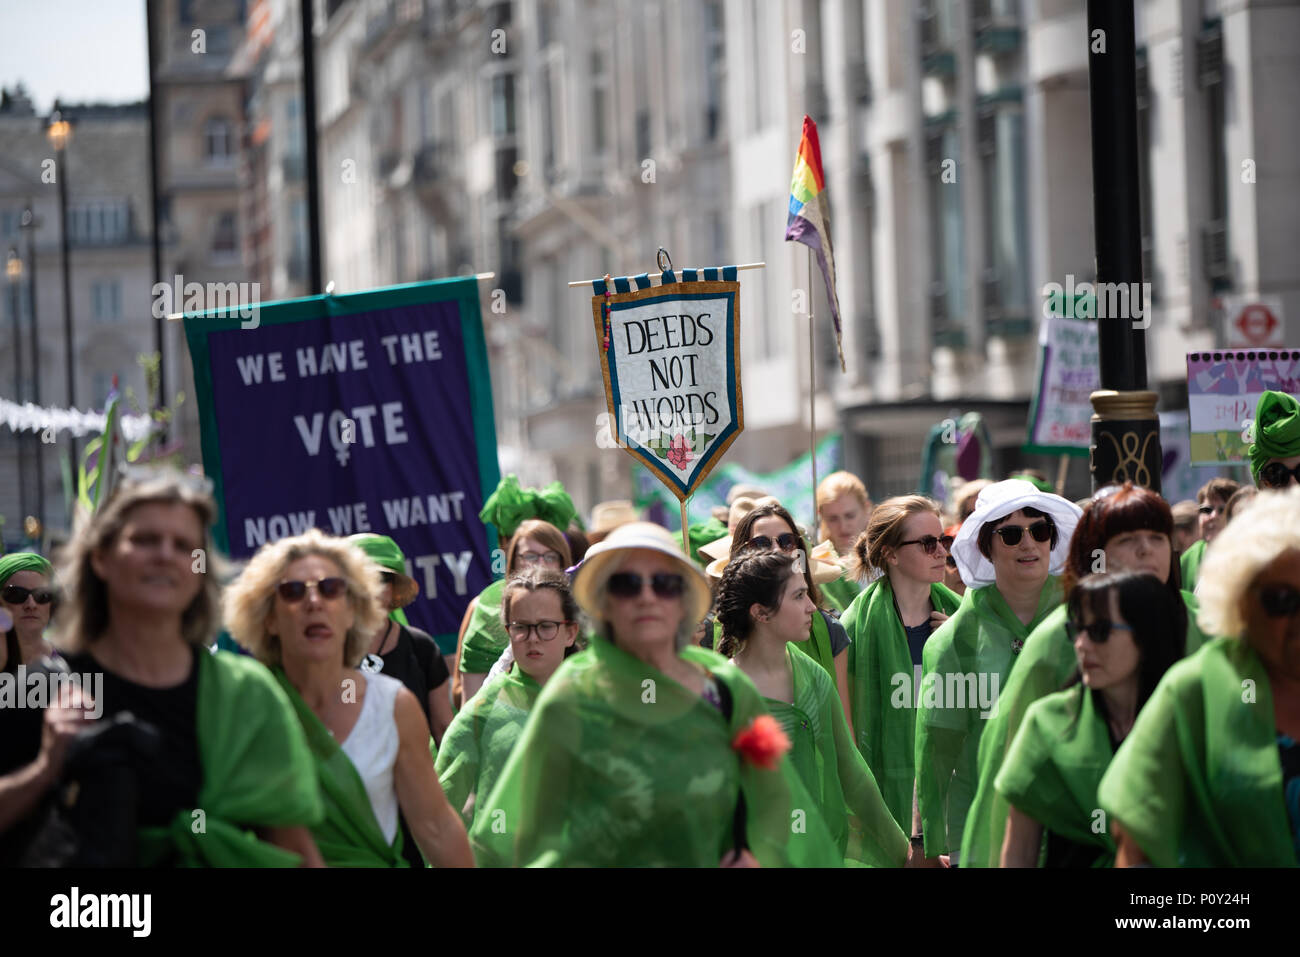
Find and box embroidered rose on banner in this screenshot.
[652,429,714,472]
[667,434,693,469]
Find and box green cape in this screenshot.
[959,591,1209,867]
[273,669,408,867]
[1248,389,1300,484]
[135,650,324,867]
[764,645,908,866]
[914,578,1062,859]
[460,579,509,675]
[842,576,962,830]
[469,634,842,867]
[994,686,1116,866]
[1180,539,1207,593]
[820,574,863,615]
[1098,637,1298,867]
[435,665,541,830]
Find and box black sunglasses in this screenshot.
[1,584,57,605]
[899,534,954,557]
[1069,619,1133,644]
[1257,584,1300,618]
[1259,462,1300,489]
[745,532,800,552]
[993,520,1054,547]
[277,577,348,603]
[606,571,685,600]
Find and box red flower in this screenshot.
[731,715,790,771]
[667,433,694,469]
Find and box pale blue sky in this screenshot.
[0,0,149,111]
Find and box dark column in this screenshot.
[301,0,323,294]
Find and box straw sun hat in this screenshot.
[572,522,712,628]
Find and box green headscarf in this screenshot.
[478,474,576,540]
[1008,472,1054,494]
[0,552,53,588]
[347,533,411,626]
[687,517,727,567]
[1248,390,1300,484]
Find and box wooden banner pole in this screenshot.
[680,498,690,555]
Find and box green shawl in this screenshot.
[135,650,324,867]
[273,669,408,868]
[460,579,509,674]
[960,590,1209,867]
[820,574,862,615]
[1180,539,1207,593]
[764,645,908,867]
[469,635,842,867]
[842,576,962,830]
[435,665,541,830]
[1098,637,1298,867]
[914,577,1061,860]
[993,686,1116,866]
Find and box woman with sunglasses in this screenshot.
[1099,487,1300,866]
[20,470,325,866]
[723,502,854,732]
[455,518,573,707]
[914,479,1081,866]
[0,553,57,672]
[960,482,1211,868]
[996,571,1184,867]
[717,549,910,866]
[225,529,473,868]
[470,522,840,867]
[839,496,961,832]
[436,567,579,833]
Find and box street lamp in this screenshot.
[47,105,77,480]
[19,206,43,529]
[6,247,29,524]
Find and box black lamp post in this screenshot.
[19,206,43,529]
[48,106,78,483]
[7,248,29,526]
[1085,1,1162,492]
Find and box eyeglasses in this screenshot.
[277,577,348,603]
[899,534,954,557]
[506,619,572,641]
[517,550,564,568]
[1,585,56,605]
[1069,619,1133,644]
[1257,584,1300,618]
[992,520,1054,547]
[745,532,800,552]
[606,571,685,600]
[1259,462,1300,489]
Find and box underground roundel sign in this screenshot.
[592,274,744,501]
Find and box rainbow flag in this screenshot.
[785,115,845,372]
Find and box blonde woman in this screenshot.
[1099,487,1300,866]
[0,469,324,867]
[225,529,472,868]
[839,496,960,832]
[816,471,874,613]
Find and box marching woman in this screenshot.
[717,549,910,866]
[1180,477,1239,592]
[1099,487,1300,866]
[839,496,961,831]
[436,567,579,830]
[996,571,1185,866]
[815,471,874,613]
[960,482,1210,868]
[0,552,57,671]
[456,517,573,706]
[721,501,854,731]
[225,529,472,868]
[469,522,841,867]
[914,479,1081,866]
[25,470,324,866]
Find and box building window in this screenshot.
[68,202,129,245]
[591,50,609,153]
[703,0,725,141]
[1199,20,1230,289]
[91,280,122,322]
[205,116,234,165]
[927,122,965,346]
[979,97,1030,334]
[211,210,238,262]
[491,72,517,137]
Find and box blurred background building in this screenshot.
[1,0,1297,539]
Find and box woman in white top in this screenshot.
[225,529,472,867]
